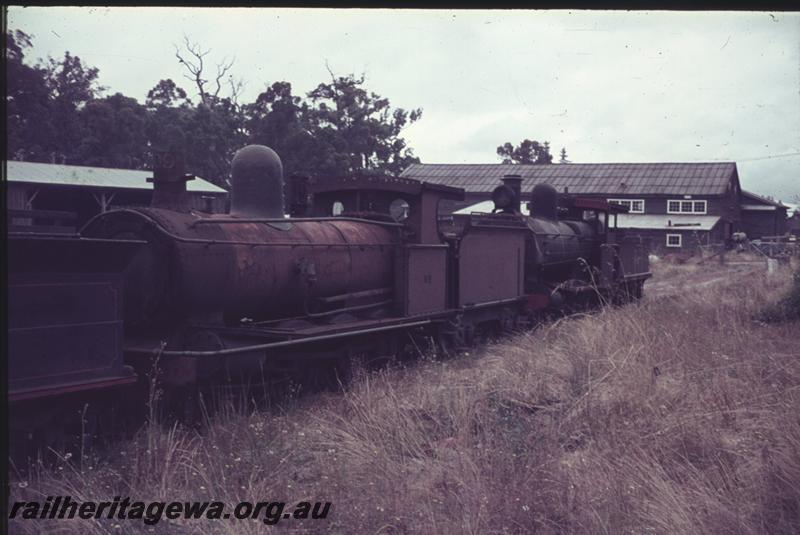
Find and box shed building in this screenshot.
[401,162,743,253]
[5,160,228,232]
[739,190,789,239]
[787,204,800,238]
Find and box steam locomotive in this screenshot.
[8,144,651,452]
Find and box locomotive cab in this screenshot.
[294,173,463,245]
[295,173,465,317]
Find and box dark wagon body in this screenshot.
[8,234,142,402]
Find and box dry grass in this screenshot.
[9,264,800,534]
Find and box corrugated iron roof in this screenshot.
[4,160,228,193]
[401,162,737,196]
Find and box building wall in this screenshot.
[585,193,739,220]
[741,209,788,239]
[622,225,725,255]
[787,214,800,236]
[7,183,29,210]
[7,183,33,227]
[443,187,741,246]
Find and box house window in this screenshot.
[668,199,707,214]
[666,234,682,247]
[608,198,645,214]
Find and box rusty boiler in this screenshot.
[82,145,400,330]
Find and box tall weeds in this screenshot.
[9,265,799,534]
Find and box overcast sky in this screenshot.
[7,7,800,202]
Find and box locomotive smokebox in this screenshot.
[529,183,559,220]
[231,145,285,218]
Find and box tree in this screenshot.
[174,35,240,108]
[44,51,103,106]
[43,50,105,163]
[245,81,322,177]
[77,93,149,169]
[305,70,422,176]
[183,100,247,188]
[246,72,422,179]
[170,37,247,187]
[146,78,191,108]
[6,31,109,164]
[497,139,554,165]
[145,92,245,188]
[8,33,423,187]
[6,30,56,161]
[559,147,570,164]
[145,78,194,168]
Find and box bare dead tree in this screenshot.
[174,35,238,106]
[227,76,245,108]
[227,76,248,138]
[323,59,337,84]
[211,56,235,103]
[174,36,208,104]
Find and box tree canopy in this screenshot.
[6,32,422,189]
[497,139,555,165]
[7,31,60,162]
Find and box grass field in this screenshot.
[9,260,800,534]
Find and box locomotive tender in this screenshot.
[8,144,651,431]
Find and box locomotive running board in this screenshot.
[9,374,138,403]
[124,316,447,358]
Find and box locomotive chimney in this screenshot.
[147,151,195,212]
[231,144,285,218]
[529,183,559,220]
[501,174,522,213]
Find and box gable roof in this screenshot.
[4,160,228,194]
[741,189,788,209]
[400,162,738,196]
